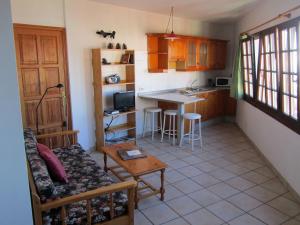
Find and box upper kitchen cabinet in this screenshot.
[168,39,186,61]
[146,33,227,72]
[208,40,227,70]
[147,34,169,73]
[197,39,209,70]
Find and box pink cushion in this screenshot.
[37,143,68,183]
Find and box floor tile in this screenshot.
[138,195,162,210]
[282,219,300,225]
[208,182,240,199]
[142,203,179,225]
[228,213,265,225]
[207,200,244,221]
[194,162,219,172]
[209,169,237,181]
[188,189,222,207]
[209,158,233,167]
[184,208,224,225]
[245,186,279,203]
[226,176,255,191]
[242,171,270,184]
[165,170,186,184]
[249,204,289,225]
[158,153,177,162]
[178,165,203,177]
[254,166,276,178]
[227,193,262,211]
[191,173,221,188]
[173,178,203,194]
[260,178,288,195]
[168,159,189,169]
[224,164,250,175]
[162,184,185,201]
[268,196,300,217]
[166,195,202,216]
[163,217,190,225]
[182,155,203,164]
[134,210,152,225]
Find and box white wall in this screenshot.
[0,0,33,224]
[11,0,65,27]
[236,0,300,194]
[10,0,235,149]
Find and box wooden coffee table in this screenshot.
[101,143,167,208]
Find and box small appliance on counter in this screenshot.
[216,77,232,87]
[105,74,120,84]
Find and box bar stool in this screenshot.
[179,113,203,151]
[143,107,162,140]
[161,110,177,145]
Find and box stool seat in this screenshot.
[145,107,162,113]
[164,110,177,116]
[183,113,201,120]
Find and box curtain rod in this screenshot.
[241,5,300,35]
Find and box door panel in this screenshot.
[14,24,71,134]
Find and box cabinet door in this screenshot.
[197,92,208,121]
[215,90,226,117]
[215,41,227,69]
[186,39,197,69]
[169,39,186,61]
[197,40,209,70]
[206,91,218,119]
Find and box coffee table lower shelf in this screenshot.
[105,164,165,209]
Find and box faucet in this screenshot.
[190,79,198,90]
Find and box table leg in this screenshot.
[134,176,139,209]
[104,153,108,172]
[177,104,185,145]
[160,169,165,201]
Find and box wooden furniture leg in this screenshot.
[134,176,139,209]
[160,169,165,201]
[104,152,108,172]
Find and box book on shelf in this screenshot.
[117,149,146,160]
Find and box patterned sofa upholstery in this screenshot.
[24,129,128,225]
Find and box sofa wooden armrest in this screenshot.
[36,130,79,149]
[29,166,137,225]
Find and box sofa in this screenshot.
[24,129,136,225]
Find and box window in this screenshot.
[257,30,278,109]
[242,17,300,134]
[278,23,299,120]
[241,38,255,98]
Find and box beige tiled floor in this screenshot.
[91,123,300,225]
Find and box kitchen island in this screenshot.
[139,87,236,145]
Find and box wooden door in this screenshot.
[14,24,71,134]
[168,39,186,61]
[197,92,208,121]
[186,39,197,70]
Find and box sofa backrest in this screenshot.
[24,129,56,202]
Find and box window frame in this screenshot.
[242,16,300,134]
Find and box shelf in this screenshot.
[148,69,168,73]
[107,123,136,133]
[102,63,134,66]
[103,80,135,86]
[104,109,137,118]
[148,52,168,55]
[105,135,136,145]
[101,49,134,52]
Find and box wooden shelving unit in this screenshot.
[92,48,136,151]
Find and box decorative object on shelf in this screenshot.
[35,83,64,134]
[129,54,134,64]
[96,30,116,39]
[102,58,111,65]
[105,74,121,84]
[122,43,127,49]
[118,149,147,160]
[107,43,114,49]
[116,43,121,49]
[121,53,130,64]
[164,6,178,41]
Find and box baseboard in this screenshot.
[236,123,300,203]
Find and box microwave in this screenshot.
[216,77,232,87]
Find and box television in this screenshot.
[113,91,135,111]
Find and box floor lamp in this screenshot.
[35,83,64,134]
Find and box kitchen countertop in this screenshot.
[138,87,230,104]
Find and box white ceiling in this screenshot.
[90,0,263,22]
